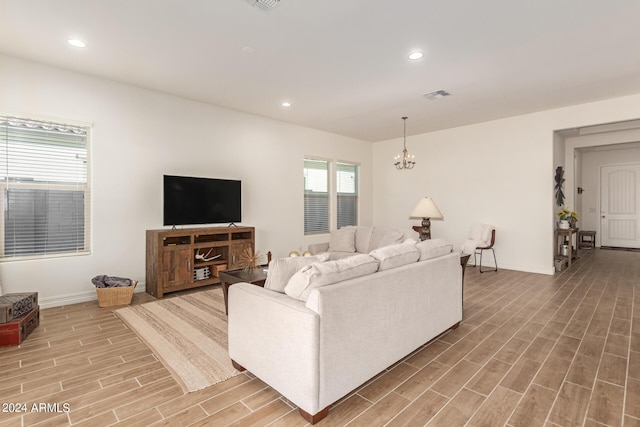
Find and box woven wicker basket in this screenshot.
[95,281,137,308]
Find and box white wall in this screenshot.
[373,94,640,274]
[0,54,373,307]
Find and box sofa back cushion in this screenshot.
[328,228,356,253]
[416,238,453,261]
[369,243,420,271]
[264,254,330,293]
[368,228,419,252]
[343,226,374,253]
[285,254,379,301]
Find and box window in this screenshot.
[304,159,329,234]
[0,116,91,260]
[304,158,359,234]
[337,162,358,229]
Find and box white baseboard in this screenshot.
[39,282,146,309]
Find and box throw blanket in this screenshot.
[91,275,133,288]
[461,223,493,254]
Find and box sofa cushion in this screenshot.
[285,254,379,301]
[343,226,374,254]
[377,230,404,248]
[328,228,356,253]
[264,254,330,293]
[416,238,453,261]
[368,228,418,252]
[369,243,420,271]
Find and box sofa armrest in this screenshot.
[308,242,329,254]
[228,283,321,415]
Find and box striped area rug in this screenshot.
[115,288,240,393]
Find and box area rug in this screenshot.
[115,288,239,393]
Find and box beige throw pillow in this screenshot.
[369,243,420,271]
[328,228,356,253]
[377,230,404,249]
[264,254,330,293]
[416,238,453,261]
[285,254,379,301]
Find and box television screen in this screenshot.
[163,175,241,226]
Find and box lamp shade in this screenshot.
[409,197,444,220]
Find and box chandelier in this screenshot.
[394,117,416,170]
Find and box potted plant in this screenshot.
[557,207,578,229]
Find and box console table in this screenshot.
[555,227,579,267]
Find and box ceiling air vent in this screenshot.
[245,0,281,11]
[423,90,451,101]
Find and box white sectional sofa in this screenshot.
[308,225,419,259]
[227,239,462,424]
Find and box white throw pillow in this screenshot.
[264,254,330,293]
[377,230,404,249]
[349,226,374,253]
[369,243,420,271]
[416,238,453,261]
[285,254,379,301]
[328,228,356,253]
[470,223,483,240]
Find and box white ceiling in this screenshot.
[1,0,640,142]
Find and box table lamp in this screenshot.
[409,197,444,240]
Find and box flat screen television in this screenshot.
[163,175,241,226]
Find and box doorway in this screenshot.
[600,164,640,248]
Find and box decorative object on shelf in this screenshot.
[394,117,416,170]
[194,267,211,281]
[555,167,565,206]
[557,207,578,230]
[238,247,266,272]
[195,248,222,262]
[289,251,300,257]
[409,197,444,240]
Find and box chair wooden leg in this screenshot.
[298,406,329,424]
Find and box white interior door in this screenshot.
[601,164,640,248]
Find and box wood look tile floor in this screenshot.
[1,248,639,426]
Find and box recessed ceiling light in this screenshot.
[281,102,292,107]
[67,39,86,48]
[408,51,424,60]
[242,46,256,54]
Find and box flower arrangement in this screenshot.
[556,208,578,221]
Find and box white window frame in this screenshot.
[0,115,92,261]
[304,157,360,235]
[304,158,330,235]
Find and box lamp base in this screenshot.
[412,217,431,241]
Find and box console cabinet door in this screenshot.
[229,242,251,269]
[163,247,192,288]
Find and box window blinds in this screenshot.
[0,116,91,260]
[336,162,358,229]
[304,159,329,234]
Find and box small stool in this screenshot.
[579,230,596,249]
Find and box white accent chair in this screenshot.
[461,224,497,273]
